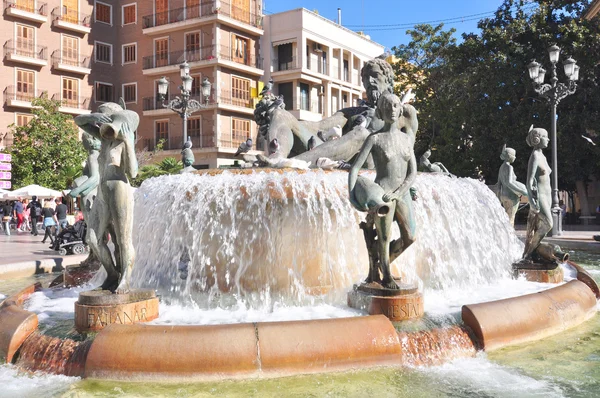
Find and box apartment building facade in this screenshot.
[262,9,385,123]
[137,0,264,168]
[1,0,264,170]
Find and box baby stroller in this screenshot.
[52,220,89,255]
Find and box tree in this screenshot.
[132,157,183,187]
[9,97,86,190]
[392,0,600,196]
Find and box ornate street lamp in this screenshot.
[157,61,212,145]
[527,45,579,236]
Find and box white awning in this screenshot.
[272,39,296,47]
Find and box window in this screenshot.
[16,25,34,57]
[155,120,169,147]
[154,38,168,67]
[155,0,168,26]
[186,0,200,19]
[187,117,201,147]
[16,114,33,126]
[122,3,136,25]
[231,76,250,107]
[95,41,112,64]
[190,74,202,96]
[185,32,200,61]
[15,0,35,13]
[122,83,137,103]
[63,0,79,23]
[231,0,250,24]
[16,69,34,100]
[300,83,309,111]
[232,118,250,148]
[62,35,78,64]
[62,77,79,107]
[232,34,249,65]
[95,82,113,102]
[122,43,136,64]
[95,1,112,25]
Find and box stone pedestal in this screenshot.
[347,281,424,322]
[512,261,564,284]
[74,289,159,333]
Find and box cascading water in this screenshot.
[131,170,523,308]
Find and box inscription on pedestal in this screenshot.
[87,307,148,329]
[75,291,159,333]
[348,286,424,322]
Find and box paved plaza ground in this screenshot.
[0,227,597,280]
[0,231,87,279]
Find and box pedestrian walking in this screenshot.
[21,199,31,232]
[41,199,57,245]
[27,195,42,236]
[55,198,68,233]
[1,201,12,236]
[12,198,24,231]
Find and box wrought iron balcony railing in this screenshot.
[3,40,47,60]
[51,6,91,27]
[4,85,46,102]
[3,0,47,16]
[142,0,262,29]
[143,44,262,70]
[51,51,91,68]
[51,93,89,109]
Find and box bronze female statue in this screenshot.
[348,93,417,290]
[523,127,552,260]
[496,145,528,226]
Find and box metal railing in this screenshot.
[4,0,47,16]
[3,40,47,60]
[142,0,262,29]
[272,56,300,72]
[217,46,262,69]
[215,89,253,109]
[142,93,214,111]
[51,93,89,109]
[51,7,91,27]
[293,95,322,114]
[142,45,216,70]
[51,51,91,68]
[143,44,261,70]
[4,85,46,102]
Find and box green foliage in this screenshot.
[9,97,86,190]
[132,157,183,187]
[392,0,600,189]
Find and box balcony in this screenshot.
[142,90,253,116]
[141,133,215,152]
[142,45,262,76]
[4,86,46,108]
[142,93,213,116]
[142,0,262,35]
[51,7,91,34]
[51,51,91,74]
[51,94,90,115]
[272,57,301,72]
[3,40,47,67]
[4,0,47,23]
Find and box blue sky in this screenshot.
[263,0,508,51]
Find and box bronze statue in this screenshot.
[495,145,527,226]
[522,127,553,260]
[254,56,418,168]
[74,101,139,293]
[348,93,417,290]
[419,149,451,175]
[69,132,102,265]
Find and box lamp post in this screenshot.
[526,45,579,236]
[156,61,212,145]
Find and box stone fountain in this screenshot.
[0,58,598,385]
